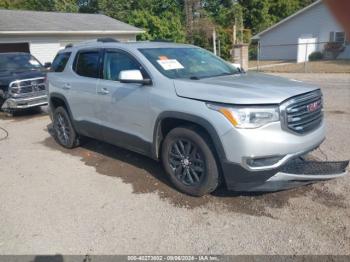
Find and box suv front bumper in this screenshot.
[1,95,48,110]
[222,157,349,192]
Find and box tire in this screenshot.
[161,127,220,196]
[52,106,80,148]
[0,97,4,110]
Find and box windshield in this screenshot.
[139,47,240,79]
[0,53,43,72]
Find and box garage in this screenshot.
[0,9,144,63]
[0,42,30,53]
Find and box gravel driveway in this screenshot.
[0,73,349,255]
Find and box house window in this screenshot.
[330,32,346,43]
[335,32,345,43]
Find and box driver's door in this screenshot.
[95,49,152,154]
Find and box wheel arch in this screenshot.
[49,93,74,120]
[152,111,226,162]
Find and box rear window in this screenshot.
[51,52,71,72]
[74,50,100,78]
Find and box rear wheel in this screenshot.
[0,97,4,110]
[52,106,80,148]
[161,127,220,196]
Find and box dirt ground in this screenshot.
[0,73,349,255]
[249,60,350,73]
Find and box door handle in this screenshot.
[62,83,71,90]
[97,87,109,95]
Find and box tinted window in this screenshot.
[75,50,100,78]
[103,51,142,81]
[0,53,42,71]
[51,52,71,72]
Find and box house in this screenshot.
[0,9,144,63]
[252,0,350,61]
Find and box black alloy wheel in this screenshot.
[169,139,205,186]
[162,127,220,196]
[53,106,80,148]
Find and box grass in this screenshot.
[249,60,350,73]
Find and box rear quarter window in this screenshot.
[51,52,71,72]
[74,50,100,78]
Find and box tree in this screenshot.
[129,10,185,42]
[269,0,300,23]
[0,0,78,12]
[78,0,99,13]
[238,0,273,34]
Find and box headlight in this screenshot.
[207,103,280,128]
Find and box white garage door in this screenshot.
[30,42,61,64]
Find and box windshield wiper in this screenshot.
[189,76,200,80]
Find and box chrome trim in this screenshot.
[2,95,48,109]
[241,138,324,171]
[267,171,347,182]
[9,77,46,97]
[280,90,323,135]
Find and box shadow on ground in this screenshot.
[41,126,348,218]
[0,107,48,122]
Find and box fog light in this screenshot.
[245,156,284,167]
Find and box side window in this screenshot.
[74,50,100,78]
[103,51,143,81]
[335,32,345,43]
[51,52,71,72]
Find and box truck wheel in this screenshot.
[0,97,4,110]
[161,127,220,196]
[52,106,80,148]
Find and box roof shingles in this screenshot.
[0,9,143,32]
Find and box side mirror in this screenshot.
[119,70,152,85]
[44,62,52,69]
[231,63,245,73]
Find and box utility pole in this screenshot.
[213,29,217,55]
[233,24,236,45]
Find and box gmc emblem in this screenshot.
[307,101,321,112]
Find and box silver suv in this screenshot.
[48,39,348,196]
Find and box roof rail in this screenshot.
[64,38,120,49]
[151,39,173,43]
[97,38,120,43]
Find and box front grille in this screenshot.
[10,78,46,96]
[281,90,323,134]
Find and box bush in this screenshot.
[308,51,323,61]
[249,45,258,60]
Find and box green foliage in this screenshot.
[269,0,300,23]
[0,0,78,12]
[128,10,185,42]
[79,0,99,13]
[0,0,320,60]
[308,51,323,61]
[238,0,273,35]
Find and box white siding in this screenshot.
[30,42,61,64]
[258,2,349,60]
[0,33,138,63]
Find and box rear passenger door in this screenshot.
[48,51,72,102]
[68,49,102,137]
[95,49,152,154]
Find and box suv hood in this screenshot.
[173,72,319,105]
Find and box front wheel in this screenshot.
[52,106,80,148]
[161,127,220,196]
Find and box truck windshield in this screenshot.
[0,53,43,72]
[139,47,240,79]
